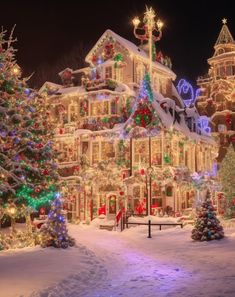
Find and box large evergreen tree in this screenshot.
[218,145,235,217]
[192,191,224,241]
[0,28,59,230]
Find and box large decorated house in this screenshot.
[197,19,235,162]
[40,28,217,222]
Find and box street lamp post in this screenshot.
[132,7,163,217]
[132,6,163,79]
[146,166,154,216]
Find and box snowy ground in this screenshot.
[1,222,235,297]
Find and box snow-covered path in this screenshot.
[1,224,235,297]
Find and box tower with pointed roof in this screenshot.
[197,19,235,162]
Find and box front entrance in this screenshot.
[108,195,117,214]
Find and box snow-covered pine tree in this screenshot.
[40,193,75,248]
[218,144,235,217]
[0,27,59,216]
[192,190,224,241]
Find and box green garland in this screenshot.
[16,185,56,209]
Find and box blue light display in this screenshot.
[198,116,211,135]
[177,79,201,107]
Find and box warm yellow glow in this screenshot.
[132,17,140,27]
[12,66,20,75]
[144,6,156,22]
[157,19,164,30]
[8,206,16,215]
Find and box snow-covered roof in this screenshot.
[85,29,176,79]
[39,81,62,95]
[48,81,135,98]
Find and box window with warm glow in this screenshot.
[92,142,99,164]
[101,142,115,160]
[69,104,78,122]
[152,139,162,165]
[134,139,149,164]
[91,101,109,116]
[115,67,124,82]
[105,66,112,79]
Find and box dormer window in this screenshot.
[105,66,112,79]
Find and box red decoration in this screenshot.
[73,166,80,171]
[140,168,145,175]
[34,186,41,193]
[43,169,49,175]
[207,98,213,105]
[36,143,44,149]
[119,191,124,196]
[62,70,72,80]
[116,209,122,224]
[98,205,106,215]
[225,113,232,125]
[133,102,152,127]
[92,55,97,64]
[39,207,45,215]
[103,43,114,60]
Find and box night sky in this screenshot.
[1,0,235,87]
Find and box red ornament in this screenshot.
[140,168,145,175]
[34,186,41,193]
[43,169,49,175]
[39,207,45,215]
[225,113,232,125]
[36,143,44,149]
[119,191,124,196]
[92,55,97,63]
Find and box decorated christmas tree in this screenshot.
[0,27,59,212]
[39,193,75,248]
[192,191,224,241]
[124,73,162,138]
[218,145,235,217]
[0,28,59,249]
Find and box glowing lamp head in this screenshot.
[157,19,164,30]
[8,205,16,215]
[132,17,140,27]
